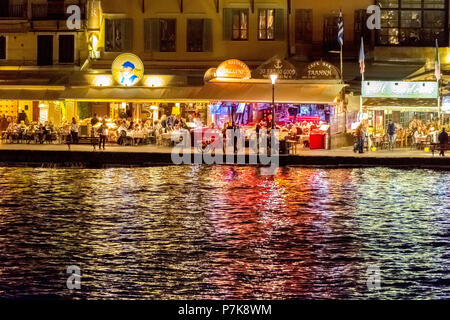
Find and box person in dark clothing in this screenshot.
[98,119,107,150]
[438,128,449,156]
[387,120,397,151]
[0,115,7,132]
[17,110,28,125]
[91,113,99,137]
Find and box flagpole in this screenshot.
[340,44,343,83]
[438,79,441,126]
[360,72,364,114]
[436,39,442,126]
[359,37,365,115]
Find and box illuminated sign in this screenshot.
[362,81,438,99]
[112,53,144,86]
[253,56,297,80]
[442,96,450,114]
[301,61,340,80]
[215,59,251,80]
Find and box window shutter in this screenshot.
[203,19,213,52]
[0,36,6,60]
[223,8,232,40]
[105,19,112,51]
[149,18,161,52]
[144,19,152,51]
[122,19,133,51]
[274,9,285,40]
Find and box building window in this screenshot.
[232,9,249,40]
[354,9,371,45]
[0,36,6,60]
[160,19,176,52]
[258,9,274,40]
[37,35,53,66]
[295,9,312,44]
[105,19,133,52]
[58,34,74,63]
[323,15,340,52]
[187,19,212,52]
[377,0,448,46]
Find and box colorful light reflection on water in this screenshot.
[0,166,449,299]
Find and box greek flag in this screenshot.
[337,11,344,47]
[435,39,441,81]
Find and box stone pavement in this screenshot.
[0,143,442,158]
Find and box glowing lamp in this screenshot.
[94,76,113,87]
[270,74,278,85]
[145,76,164,87]
[371,147,377,152]
[424,147,430,153]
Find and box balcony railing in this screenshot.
[0,4,27,18]
[32,3,85,20]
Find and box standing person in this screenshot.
[91,113,99,137]
[387,120,397,151]
[98,119,107,150]
[0,114,7,132]
[438,127,449,157]
[17,109,28,125]
[161,115,167,131]
[355,123,364,154]
[70,117,79,144]
[255,121,262,152]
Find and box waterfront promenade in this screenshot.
[0,143,449,168]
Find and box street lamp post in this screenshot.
[270,74,278,129]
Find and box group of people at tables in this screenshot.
[1,114,62,144]
[353,117,450,153]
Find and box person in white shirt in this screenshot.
[70,117,79,144]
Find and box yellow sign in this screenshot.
[112,53,144,86]
[215,59,251,80]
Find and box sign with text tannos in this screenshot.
[362,81,438,99]
[301,61,340,80]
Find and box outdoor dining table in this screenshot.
[160,133,173,147]
[297,134,310,148]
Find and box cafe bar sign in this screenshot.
[362,81,438,99]
[301,61,340,80]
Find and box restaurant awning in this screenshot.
[363,98,438,111]
[61,87,204,102]
[0,89,62,100]
[196,82,345,104]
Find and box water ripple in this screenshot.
[0,166,449,299]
